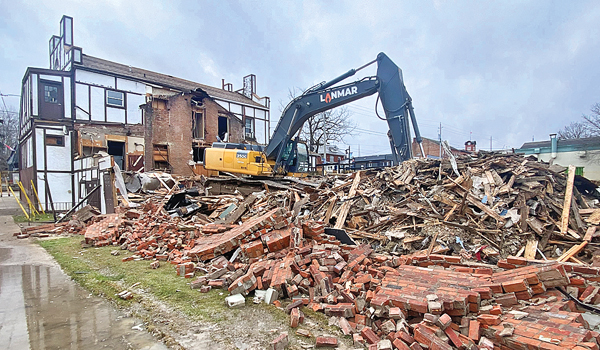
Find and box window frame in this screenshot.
[192,111,205,139]
[106,90,125,108]
[44,84,60,104]
[45,134,65,147]
[244,117,255,139]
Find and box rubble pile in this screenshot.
[21,153,600,349]
[299,153,600,263]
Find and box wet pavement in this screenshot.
[0,195,168,350]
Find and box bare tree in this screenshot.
[300,107,355,154]
[558,103,600,139]
[0,105,19,170]
[281,88,356,154]
[558,121,591,140]
[581,103,600,136]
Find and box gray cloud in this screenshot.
[1,0,599,155]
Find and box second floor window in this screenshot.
[107,90,124,107]
[44,85,59,103]
[245,118,254,139]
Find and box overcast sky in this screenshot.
[1,1,599,156]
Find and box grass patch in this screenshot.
[13,212,55,223]
[38,236,230,321]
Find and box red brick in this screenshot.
[361,327,380,345]
[444,327,462,348]
[397,331,415,345]
[393,339,411,350]
[502,279,529,293]
[477,314,501,326]
[507,256,528,265]
[315,336,337,347]
[271,332,289,350]
[290,307,300,328]
[468,320,480,340]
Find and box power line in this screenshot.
[0,109,18,115]
[0,93,19,97]
[0,90,9,115]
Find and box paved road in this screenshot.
[0,194,168,350]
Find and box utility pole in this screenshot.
[490,136,492,151]
[438,123,442,158]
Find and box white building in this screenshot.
[517,134,600,180]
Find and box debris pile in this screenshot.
[21,153,600,349]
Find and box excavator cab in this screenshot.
[279,140,309,176]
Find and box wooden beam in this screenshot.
[323,196,336,224]
[583,226,597,242]
[557,241,587,262]
[560,165,576,234]
[466,194,506,223]
[524,239,538,260]
[334,171,362,229]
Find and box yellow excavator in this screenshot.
[204,52,424,177]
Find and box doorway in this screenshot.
[218,116,228,142]
[39,80,64,119]
[107,141,125,170]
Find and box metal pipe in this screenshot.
[317,59,377,92]
[318,69,357,91]
[550,133,558,159]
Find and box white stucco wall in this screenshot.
[535,150,600,180]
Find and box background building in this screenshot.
[19,16,270,211]
[517,134,600,180]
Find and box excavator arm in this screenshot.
[265,52,423,173]
[204,52,423,177]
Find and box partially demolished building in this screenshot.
[18,16,270,212]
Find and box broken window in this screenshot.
[153,144,170,171]
[218,116,228,141]
[192,146,206,163]
[192,111,204,139]
[245,118,254,139]
[152,98,167,110]
[106,90,124,107]
[45,134,64,146]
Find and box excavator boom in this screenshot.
[205,52,423,176]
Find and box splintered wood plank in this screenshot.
[524,239,538,260]
[515,246,525,258]
[583,226,597,242]
[426,231,440,257]
[444,204,458,221]
[349,231,386,241]
[334,171,362,229]
[526,217,544,235]
[560,165,576,235]
[467,194,506,223]
[557,241,587,262]
[586,210,600,225]
[571,195,586,233]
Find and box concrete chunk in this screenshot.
[225,293,245,308]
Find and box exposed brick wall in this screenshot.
[199,98,243,145]
[143,94,243,175]
[412,138,468,158]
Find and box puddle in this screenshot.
[0,264,168,350]
[0,247,10,263]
